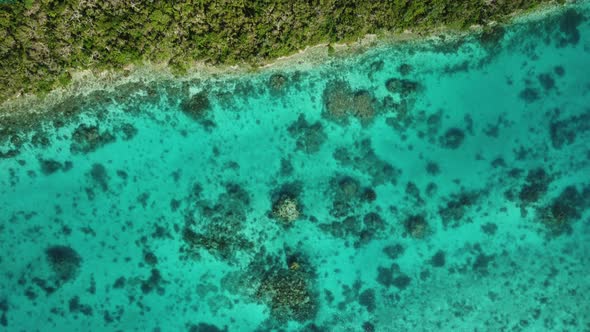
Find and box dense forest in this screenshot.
[0,0,558,103]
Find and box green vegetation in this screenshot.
[0,0,558,103]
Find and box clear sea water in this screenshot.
[1,3,590,332]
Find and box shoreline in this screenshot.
[0,2,572,119]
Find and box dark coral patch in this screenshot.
[479,25,505,50]
[376,265,411,290]
[439,191,480,227]
[430,250,446,267]
[71,124,115,154]
[45,245,82,284]
[557,9,584,47]
[322,80,379,124]
[358,289,376,313]
[89,163,109,192]
[39,159,64,175]
[256,268,317,322]
[268,73,288,94]
[187,323,227,332]
[519,168,551,204]
[404,214,428,238]
[180,91,211,121]
[549,110,590,149]
[383,244,404,260]
[440,128,465,149]
[519,87,540,103]
[322,80,355,123]
[398,64,413,76]
[385,78,420,96]
[181,183,254,260]
[537,73,555,91]
[288,114,327,154]
[537,185,588,236]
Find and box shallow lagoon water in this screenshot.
[1,3,590,332]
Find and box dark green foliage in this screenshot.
[0,0,555,104]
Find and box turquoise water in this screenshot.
[1,4,590,332]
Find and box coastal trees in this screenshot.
[0,0,557,104]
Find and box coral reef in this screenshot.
[287,115,327,154]
[180,91,212,123]
[439,190,480,227]
[256,268,317,322]
[322,80,379,124]
[549,110,590,149]
[519,168,551,204]
[333,139,400,185]
[440,127,466,149]
[376,264,411,290]
[403,214,429,238]
[89,163,109,192]
[385,78,421,96]
[45,245,82,285]
[38,159,65,175]
[70,124,115,154]
[319,211,386,247]
[537,185,589,236]
[327,175,363,218]
[272,196,301,224]
[181,183,254,260]
[268,73,288,95]
[269,182,304,225]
